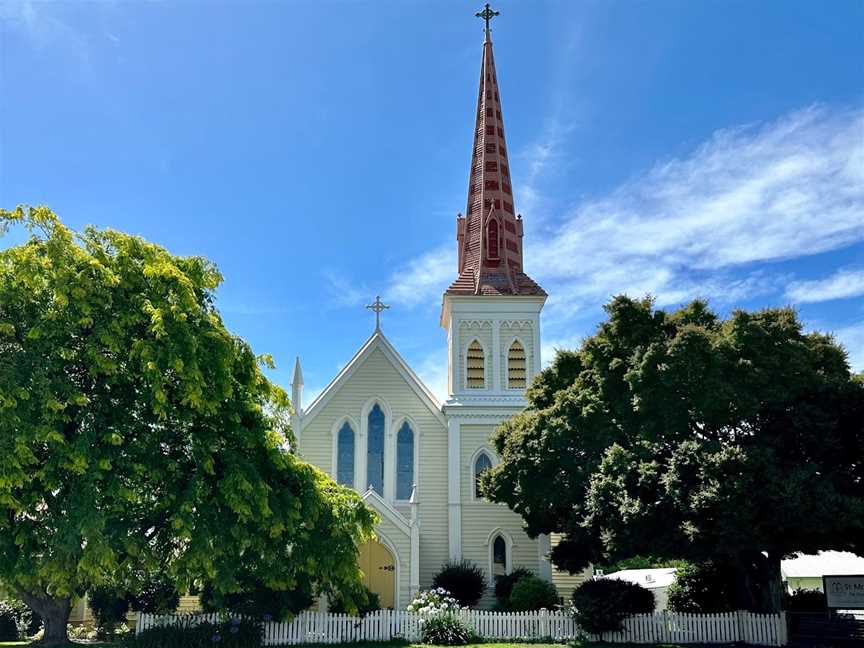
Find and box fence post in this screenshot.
[539,608,549,638]
[777,612,787,646]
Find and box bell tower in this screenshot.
[441,4,546,408]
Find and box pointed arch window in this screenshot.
[508,340,527,389]
[474,452,493,499]
[396,421,414,500]
[467,340,485,389]
[487,219,500,260]
[336,421,355,487]
[492,535,508,576]
[367,404,385,494]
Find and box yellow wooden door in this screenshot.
[358,540,395,609]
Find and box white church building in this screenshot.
[290,16,587,610]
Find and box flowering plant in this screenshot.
[406,588,462,616]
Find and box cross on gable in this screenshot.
[365,295,390,331]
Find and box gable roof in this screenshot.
[301,330,445,427]
[362,488,412,536]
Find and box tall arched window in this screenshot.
[492,535,507,576]
[508,340,527,389]
[367,404,385,494]
[474,452,492,499]
[336,421,355,487]
[396,421,414,500]
[467,340,485,389]
[487,219,500,259]
[336,421,354,488]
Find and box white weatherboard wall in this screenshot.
[297,341,450,600]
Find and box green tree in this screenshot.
[0,207,375,645]
[483,296,864,613]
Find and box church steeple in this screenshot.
[446,5,545,298]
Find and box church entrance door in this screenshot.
[358,539,396,609]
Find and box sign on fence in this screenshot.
[824,574,864,609]
[137,608,788,646]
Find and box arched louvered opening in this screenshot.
[507,340,527,389]
[487,219,500,259]
[467,340,485,389]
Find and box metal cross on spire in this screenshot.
[475,3,500,38]
[365,295,390,331]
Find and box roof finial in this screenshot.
[475,3,499,42]
[365,295,390,332]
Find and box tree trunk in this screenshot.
[17,591,71,646]
[732,551,783,613]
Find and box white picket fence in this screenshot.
[136,608,787,646]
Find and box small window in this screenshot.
[492,535,507,576]
[467,340,485,389]
[396,421,414,500]
[485,143,497,153]
[474,452,492,498]
[487,219,500,259]
[337,422,355,487]
[485,160,498,173]
[486,125,496,136]
[486,107,493,118]
[367,404,385,494]
[484,180,499,191]
[508,341,527,389]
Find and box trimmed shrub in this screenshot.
[131,617,262,648]
[420,614,474,646]
[128,577,181,615]
[571,578,655,635]
[329,585,381,616]
[508,575,559,611]
[667,562,735,613]
[493,567,532,605]
[432,561,486,608]
[784,588,827,612]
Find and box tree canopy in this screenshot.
[483,295,864,611]
[0,206,375,644]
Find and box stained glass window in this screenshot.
[493,535,507,575]
[337,421,355,487]
[396,421,414,500]
[474,452,492,499]
[367,404,385,494]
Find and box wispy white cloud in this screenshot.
[385,244,454,308]
[414,346,449,403]
[787,268,864,304]
[1,0,94,72]
[323,271,370,308]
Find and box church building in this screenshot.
[291,9,586,610]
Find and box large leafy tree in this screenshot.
[483,296,864,612]
[0,207,375,645]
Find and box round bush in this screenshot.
[494,567,532,605]
[421,614,474,646]
[329,585,381,616]
[128,577,181,615]
[88,586,130,632]
[508,575,559,611]
[432,561,486,608]
[571,578,655,635]
[200,579,314,620]
[667,562,735,613]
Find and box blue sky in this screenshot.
[1,0,862,404]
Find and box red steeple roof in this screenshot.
[446,10,545,298]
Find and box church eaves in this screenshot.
[446,6,546,298]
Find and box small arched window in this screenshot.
[396,421,414,500]
[474,452,493,499]
[492,535,507,576]
[336,421,355,487]
[487,219,500,259]
[367,404,385,494]
[508,340,527,389]
[467,340,485,389]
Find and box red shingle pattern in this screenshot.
[446,36,545,297]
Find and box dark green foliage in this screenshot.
[128,577,181,615]
[784,588,827,612]
[493,567,532,605]
[200,578,314,620]
[89,586,131,631]
[432,561,486,608]
[127,618,262,648]
[667,562,735,613]
[0,600,32,640]
[507,575,559,611]
[571,578,655,635]
[484,296,864,613]
[328,585,381,616]
[420,614,475,645]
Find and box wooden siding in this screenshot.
[550,533,593,601]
